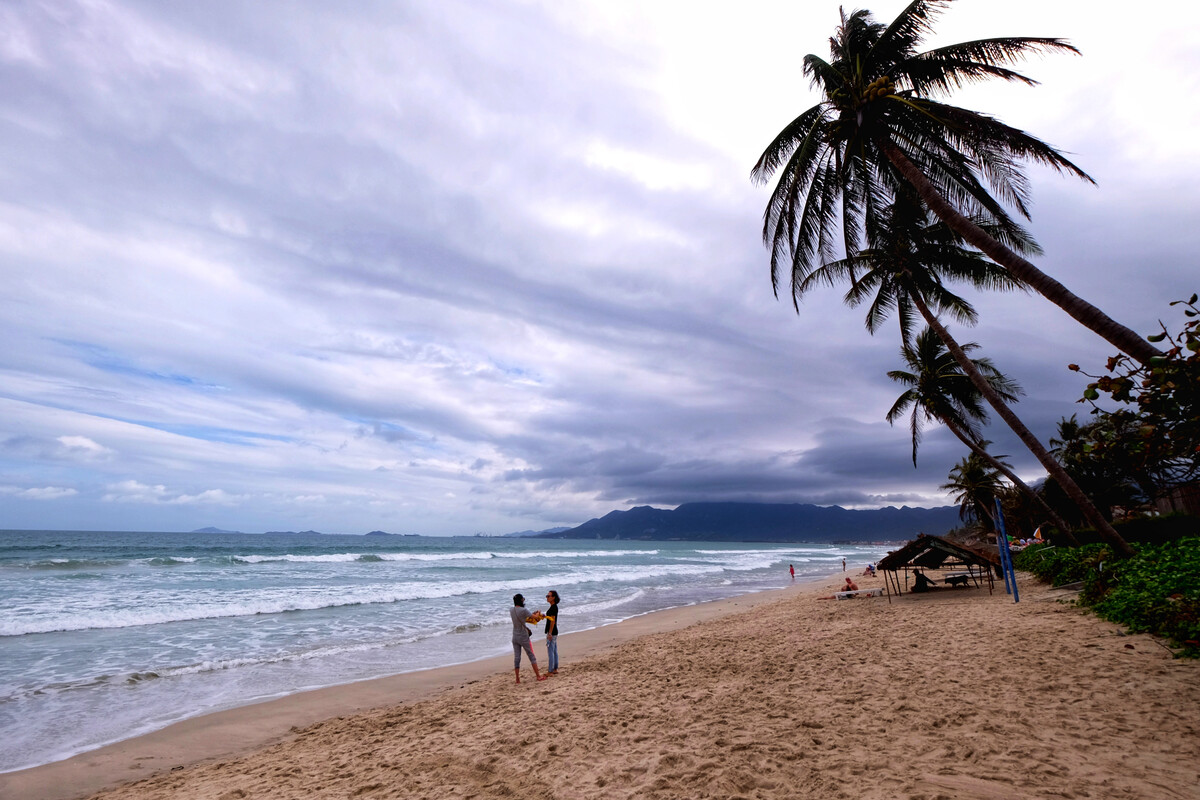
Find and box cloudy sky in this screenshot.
[1,0,1197,535]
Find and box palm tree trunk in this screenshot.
[909,293,1136,557]
[974,498,996,530]
[882,141,1161,366]
[942,418,1080,546]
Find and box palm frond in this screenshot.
[905,37,1081,94]
[802,53,847,95]
[871,0,945,68]
[751,103,827,184]
[930,101,1094,183]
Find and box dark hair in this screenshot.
[547,590,560,603]
[513,594,525,606]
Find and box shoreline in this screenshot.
[0,577,817,800]
[3,538,888,780]
[6,569,1199,800]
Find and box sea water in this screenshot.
[0,530,893,773]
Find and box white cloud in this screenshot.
[102,480,170,503]
[56,435,114,459]
[101,481,245,506]
[170,488,243,505]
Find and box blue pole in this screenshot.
[998,533,1012,595]
[993,498,1019,603]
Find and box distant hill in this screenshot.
[191,527,241,534]
[502,527,573,538]
[535,502,959,543]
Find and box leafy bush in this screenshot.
[1069,295,1200,495]
[1014,537,1200,657]
[1014,542,1106,586]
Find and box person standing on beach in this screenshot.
[510,594,545,683]
[543,590,560,675]
[789,564,795,580]
[842,558,846,572]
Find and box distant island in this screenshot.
[190,527,242,534]
[264,530,324,536]
[535,502,959,543]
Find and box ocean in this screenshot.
[0,530,893,773]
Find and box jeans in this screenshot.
[546,635,558,672]
[513,639,536,670]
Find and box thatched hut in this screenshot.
[876,534,1000,600]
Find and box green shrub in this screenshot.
[1013,537,1200,657]
[1013,542,1106,586]
[1092,537,1200,654]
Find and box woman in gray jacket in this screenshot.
[510,594,546,683]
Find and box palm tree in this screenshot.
[751,0,1159,365]
[888,327,1016,462]
[942,453,1003,532]
[818,196,1135,556]
[816,189,1030,344]
[916,296,1135,556]
[888,326,1077,539]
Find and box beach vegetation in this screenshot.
[1068,295,1200,505]
[941,452,1004,532]
[830,194,1126,551]
[1014,536,1200,657]
[1045,414,1150,524]
[748,0,1177,558]
[889,327,1020,463]
[751,0,1158,364]
[889,326,1076,538]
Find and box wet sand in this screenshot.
[5,571,1198,800]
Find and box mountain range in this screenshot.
[534,502,960,543]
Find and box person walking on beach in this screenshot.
[543,590,560,675]
[789,564,795,581]
[510,594,545,683]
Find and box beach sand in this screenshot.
[5,571,1198,800]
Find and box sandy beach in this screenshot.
[5,570,1198,800]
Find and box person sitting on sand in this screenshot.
[911,569,937,594]
[510,594,546,683]
[861,563,875,577]
[819,577,861,600]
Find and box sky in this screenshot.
[1,0,1198,535]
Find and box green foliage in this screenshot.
[1049,414,1147,521]
[888,325,1020,464]
[1068,295,1200,494]
[1014,538,1200,657]
[941,452,1003,530]
[1014,542,1106,586]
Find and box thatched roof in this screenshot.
[875,533,1000,572]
